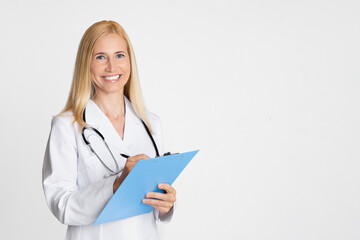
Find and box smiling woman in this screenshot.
[61,20,150,132]
[42,20,176,240]
[90,34,131,96]
[89,34,132,139]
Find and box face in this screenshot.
[90,33,131,96]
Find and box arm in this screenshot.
[42,116,116,226]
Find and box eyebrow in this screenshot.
[93,51,126,56]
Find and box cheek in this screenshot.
[90,62,99,76]
[89,64,102,87]
[120,59,131,73]
[119,58,130,71]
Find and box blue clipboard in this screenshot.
[93,149,199,225]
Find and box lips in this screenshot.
[102,74,122,82]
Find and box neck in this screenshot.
[92,91,125,120]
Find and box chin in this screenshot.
[103,85,126,94]
[92,79,128,95]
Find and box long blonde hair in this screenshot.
[59,20,152,133]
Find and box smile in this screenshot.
[102,74,122,82]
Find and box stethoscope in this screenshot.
[81,107,160,176]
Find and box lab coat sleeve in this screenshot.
[42,116,117,226]
[148,113,176,223]
[153,202,176,223]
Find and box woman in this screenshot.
[42,20,176,240]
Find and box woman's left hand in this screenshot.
[143,183,176,217]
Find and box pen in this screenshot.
[121,153,179,159]
[120,153,130,158]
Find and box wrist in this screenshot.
[113,173,127,193]
[113,177,120,194]
[159,206,173,217]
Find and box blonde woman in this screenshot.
[42,20,176,240]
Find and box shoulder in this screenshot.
[50,111,79,134]
[46,111,78,149]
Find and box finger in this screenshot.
[158,184,176,194]
[127,154,149,164]
[138,154,150,160]
[142,198,173,208]
[145,192,173,202]
[143,198,173,208]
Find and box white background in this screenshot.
[1,0,360,239]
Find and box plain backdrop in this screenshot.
[1,0,360,239]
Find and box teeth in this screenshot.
[104,75,120,80]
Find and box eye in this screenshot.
[96,55,105,60]
[116,53,125,58]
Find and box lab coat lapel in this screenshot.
[84,99,103,129]
[122,96,143,154]
[85,96,142,154]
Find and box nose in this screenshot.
[105,57,115,72]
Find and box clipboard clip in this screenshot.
[161,152,179,157]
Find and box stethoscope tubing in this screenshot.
[81,106,159,175]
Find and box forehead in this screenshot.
[93,33,128,53]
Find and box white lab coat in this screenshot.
[42,96,174,240]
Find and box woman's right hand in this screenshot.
[113,154,150,193]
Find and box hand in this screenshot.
[142,183,176,217]
[113,154,150,193]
